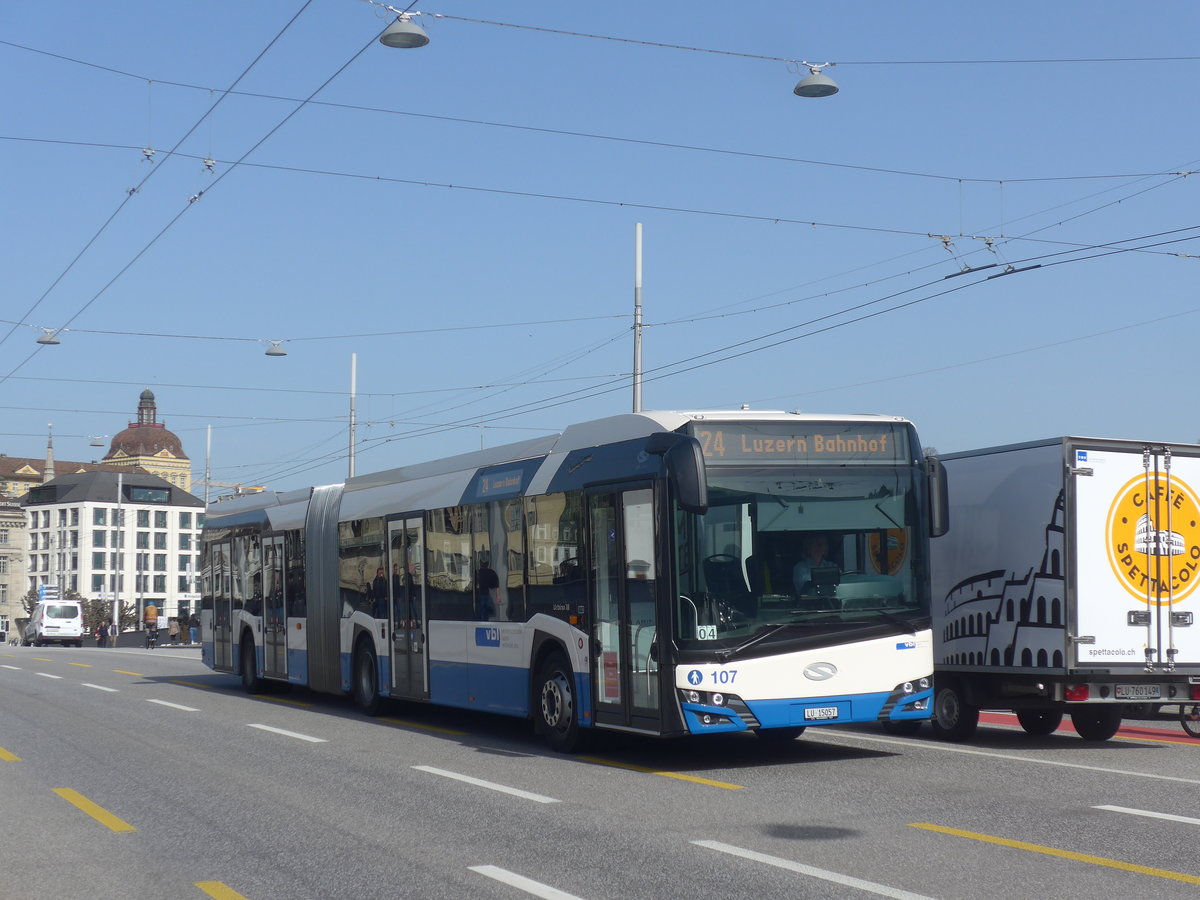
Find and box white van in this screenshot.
[23,601,84,647]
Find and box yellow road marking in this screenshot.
[69,662,93,668]
[579,756,743,790]
[171,680,214,689]
[32,657,52,662]
[380,717,467,736]
[0,747,21,762]
[112,669,145,677]
[909,822,1200,885]
[53,788,137,833]
[195,882,250,899]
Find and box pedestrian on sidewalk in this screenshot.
[168,617,180,644]
[188,612,199,645]
[96,619,108,648]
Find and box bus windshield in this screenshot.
[673,464,929,653]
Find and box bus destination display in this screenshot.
[687,421,909,464]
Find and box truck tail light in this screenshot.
[1065,684,1090,702]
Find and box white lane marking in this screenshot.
[2,665,21,670]
[82,683,119,692]
[246,724,327,743]
[413,766,560,804]
[146,699,199,712]
[1095,804,1200,826]
[694,841,936,900]
[36,672,63,680]
[469,865,584,899]
[815,731,1200,786]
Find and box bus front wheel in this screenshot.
[536,652,583,753]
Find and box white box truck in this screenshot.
[928,437,1200,741]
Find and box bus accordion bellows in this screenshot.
[201,410,947,751]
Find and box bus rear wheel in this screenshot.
[536,652,583,753]
[241,638,262,694]
[353,640,381,717]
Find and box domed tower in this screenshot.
[103,389,192,492]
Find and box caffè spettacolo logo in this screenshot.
[1106,473,1200,605]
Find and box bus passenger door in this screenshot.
[262,536,287,678]
[588,487,662,734]
[213,541,232,670]
[388,517,427,699]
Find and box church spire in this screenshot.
[44,423,56,483]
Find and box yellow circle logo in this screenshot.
[868,529,908,576]
[1106,473,1200,605]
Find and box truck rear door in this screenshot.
[1070,441,1200,672]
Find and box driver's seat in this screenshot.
[703,555,755,615]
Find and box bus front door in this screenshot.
[588,487,663,735]
[388,517,428,699]
[262,535,287,679]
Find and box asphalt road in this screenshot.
[3,644,1199,900]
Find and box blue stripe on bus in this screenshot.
[680,687,933,734]
[429,660,530,716]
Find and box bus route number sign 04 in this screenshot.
[696,624,717,640]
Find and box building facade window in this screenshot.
[94,508,107,526]
[0,556,7,574]
[92,574,105,593]
[92,552,106,569]
[93,531,106,548]
[179,533,192,550]
[137,510,150,528]
[154,511,167,529]
[179,512,192,530]
[154,553,167,572]
[136,532,149,549]
[153,532,167,550]
[0,528,8,545]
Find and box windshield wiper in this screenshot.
[716,623,807,661]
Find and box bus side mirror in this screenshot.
[925,456,949,538]
[646,433,709,515]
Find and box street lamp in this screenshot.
[379,14,430,48]
[793,62,839,98]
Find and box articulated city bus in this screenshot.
[201,410,947,750]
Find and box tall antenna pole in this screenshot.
[348,352,358,478]
[632,222,643,413]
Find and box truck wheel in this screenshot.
[535,652,584,753]
[930,680,979,742]
[1070,706,1121,741]
[1016,709,1063,735]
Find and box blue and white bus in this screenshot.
[201,410,947,750]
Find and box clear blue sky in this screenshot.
[3,1,1198,493]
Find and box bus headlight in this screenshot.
[686,690,700,703]
[902,682,914,694]
[711,693,725,706]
